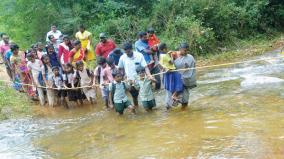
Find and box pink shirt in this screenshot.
[102,65,114,83]
[0,43,10,56]
[95,40,116,58]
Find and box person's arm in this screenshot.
[42,66,50,88]
[87,33,92,50]
[58,45,63,63]
[69,50,74,63]
[95,44,101,57]
[117,57,125,76]
[140,55,152,77]
[46,32,50,42]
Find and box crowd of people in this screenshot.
[0,24,196,115]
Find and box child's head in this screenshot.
[75,60,84,71]
[65,63,74,73]
[112,71,123,82]
[158,43,168,53]
[41,54,50,64]
[136,66,146,78]
[147,28,155,36]
[106,58,115,68]
[52,66,60,76]
[46,44,55,54]
[26,53,35,62]
[98,57,107,68]
[37,42,44,51]
[10,44,19,55]
[73,40,81,50]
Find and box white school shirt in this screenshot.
[118,51,147,80]
[27,59,42,75]
[46,30,62,42]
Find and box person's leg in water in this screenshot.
[129,88,139,108]
[181,87,190,111]
[151,66,161,90]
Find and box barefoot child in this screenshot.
[109,71,135,115]
[134,66,157,112]
[75,60,96,104]
[51,66,69,108]
[159,43,184,109]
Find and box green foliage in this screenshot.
[0,0,283,55]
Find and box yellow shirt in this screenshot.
[75,31,95,61]
[160,54,176,70]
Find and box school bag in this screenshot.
[111,82,126,104]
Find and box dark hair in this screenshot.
[26,52,35,58]
[112,70,122,78]
[75,60,84,68]
[106,57,114,66]
[98,57,107,65]
[48,35,54,40]
[138,31,147,38]
[122,42,133,50]
[73,40,81,46]
[52,66,60,71]
[158,43,167,51]
[41,54,49,62]
[65,63,73,69]
[147,28,155,34]
[46,44,54,49]
[179,42,189,49]
[112,48,122,54]
[136,66,145,74]
[79,24,85,30]
[63,35,69,40]
[10,44,19,52]
[0,33,6,38]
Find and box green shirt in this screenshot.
[135,78,154,101]
[109,81,129,103]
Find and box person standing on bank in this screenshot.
[46,25,62,43]
[118,42,152,108]
[174,43,197,110]
[95,33,116,60]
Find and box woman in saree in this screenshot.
[75,25,95,67]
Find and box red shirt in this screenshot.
[95,39,116,58]
[148,34,160,48]
[58,43,70,64]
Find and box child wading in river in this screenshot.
[109,71,135,115]
[134,66,157,112]
[51,66,69,108]
[41,54,55,107]
[63,63,84,106]
[75,60,96,104]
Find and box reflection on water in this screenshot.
[0,51,284,159]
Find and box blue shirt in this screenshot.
[135,39,151,64]
[48,52,61,68]
[4,50,12,61]
[108,49,123,65]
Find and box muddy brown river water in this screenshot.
[0,50,283,159]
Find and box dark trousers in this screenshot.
[150,66,161,90]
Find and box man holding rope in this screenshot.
[174,43,197,110]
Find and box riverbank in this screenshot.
[0,34,283,121]
[198,34,284,66]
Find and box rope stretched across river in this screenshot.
[0,55,283,90]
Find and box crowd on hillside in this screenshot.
[0,24,196,115]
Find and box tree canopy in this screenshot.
[0,0,283,55]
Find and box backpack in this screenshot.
[111,82,126,104]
